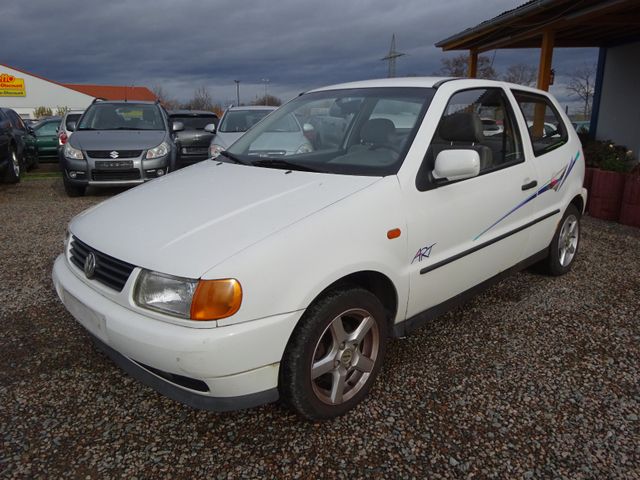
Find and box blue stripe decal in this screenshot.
[474,151,579,241]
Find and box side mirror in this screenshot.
[67,121,76,132]
[172,121,184,132]
[433,149,480,181]
[204,123,216,133]
[302,123,314,133]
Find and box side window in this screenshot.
[512,91,568,157]
[427,88,524,177]
[37,121,59,136]
[8,111,25,130]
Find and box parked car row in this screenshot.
[53,77,587,419]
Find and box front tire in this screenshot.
[543,204,581,276]
[280,288,389,420]
[4,148,21,183]
[63,176,86,197]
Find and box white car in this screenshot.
[53,77,586,420]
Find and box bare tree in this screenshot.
[567,64,596,118]
[503,64,537,86]
[251,94,282,107]
[184,86,214,111]
[152,84,179,109]
[438,53,497,79]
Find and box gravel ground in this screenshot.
[1,178,639,479]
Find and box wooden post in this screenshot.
[536,30,555,91]
[468,49,478,78]
[533,30,555,137]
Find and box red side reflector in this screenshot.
[387,228,401,239]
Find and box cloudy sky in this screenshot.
[1,0,596,109]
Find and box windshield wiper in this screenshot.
[218,151,249,165]
[104,127,155,131]
[252,158,323,173]
[76,127,95,131]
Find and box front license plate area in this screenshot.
[63,291,108,342]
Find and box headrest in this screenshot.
[361,118,395,144]
[439,112,484,143]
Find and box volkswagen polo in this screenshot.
[53,77,586,419]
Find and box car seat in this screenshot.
[433,111,493,171]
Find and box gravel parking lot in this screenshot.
[1,177,639,479]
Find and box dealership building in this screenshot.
[0,63,156,119]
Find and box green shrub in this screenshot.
[582,139,633,173]
[33,106,53,118]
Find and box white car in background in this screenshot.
[53,77,586,420]
[208,106,275,158]
[57,109,84,147]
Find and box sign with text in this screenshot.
[0,73,26,97]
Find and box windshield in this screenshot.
[226,87,435,176]
[171,115,217,130]
[77,104,165,131]
[218,109,273,133]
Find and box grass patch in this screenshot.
[24,172,62,180]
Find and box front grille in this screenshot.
[87,150,143,159]
[69,237,135,291]
[91,169,141,181]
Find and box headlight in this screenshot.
[64,143,84,160]
[135,270,197,318]
[146,142,170,159]
[210,144,225,159]
[134,270,242,320]
[295,143,313,154]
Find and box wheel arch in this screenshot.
[570,194,584,215]
[306,270,399,332]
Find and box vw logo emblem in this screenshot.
[84,252,97,279]
[109,151,119,159]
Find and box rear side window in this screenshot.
[66,114,81,129]
[8,111,25,130]
[512,91,568,157]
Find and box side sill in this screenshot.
[393,247,549,338]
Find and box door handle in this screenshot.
[521,180,538,191]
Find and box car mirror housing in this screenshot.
[204,123,216,133]
[433,149,480,182]
[172,121,185,132]
[67,121,76,132]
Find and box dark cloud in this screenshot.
[1,0,596,108]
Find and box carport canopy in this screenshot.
[435,0,640,91]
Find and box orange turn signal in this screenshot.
[190,279,242,321]
[387,228,401,239]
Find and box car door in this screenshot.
[510,90,577,257]
[403,86,539,319]
[35,120,60,157]
[0,110,9,161]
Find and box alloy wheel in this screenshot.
[558,214,579,267]
[310,308,380,405]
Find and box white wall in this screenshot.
[0,65,95,118]
[596,41,640,158]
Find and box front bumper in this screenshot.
[61,153,171,187]
[52,254,303,410]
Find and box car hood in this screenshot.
[70,161,380,278]
[71,130,167,151]
[211,131,244,149]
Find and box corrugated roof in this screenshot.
[63,84,157,101]
[436,0,640,51]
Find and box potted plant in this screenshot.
[620,163,640,228]
[583,141,632,221]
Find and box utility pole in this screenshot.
[381,34,405,78]
[234,80,240,106]
[261,78,270,104]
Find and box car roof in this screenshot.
[307,76,550,95]
[169,110,218,116]
[227,106,277,111]
[91,100,158,105]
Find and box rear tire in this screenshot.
[541,204,581,276]
[280,287,389,420]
